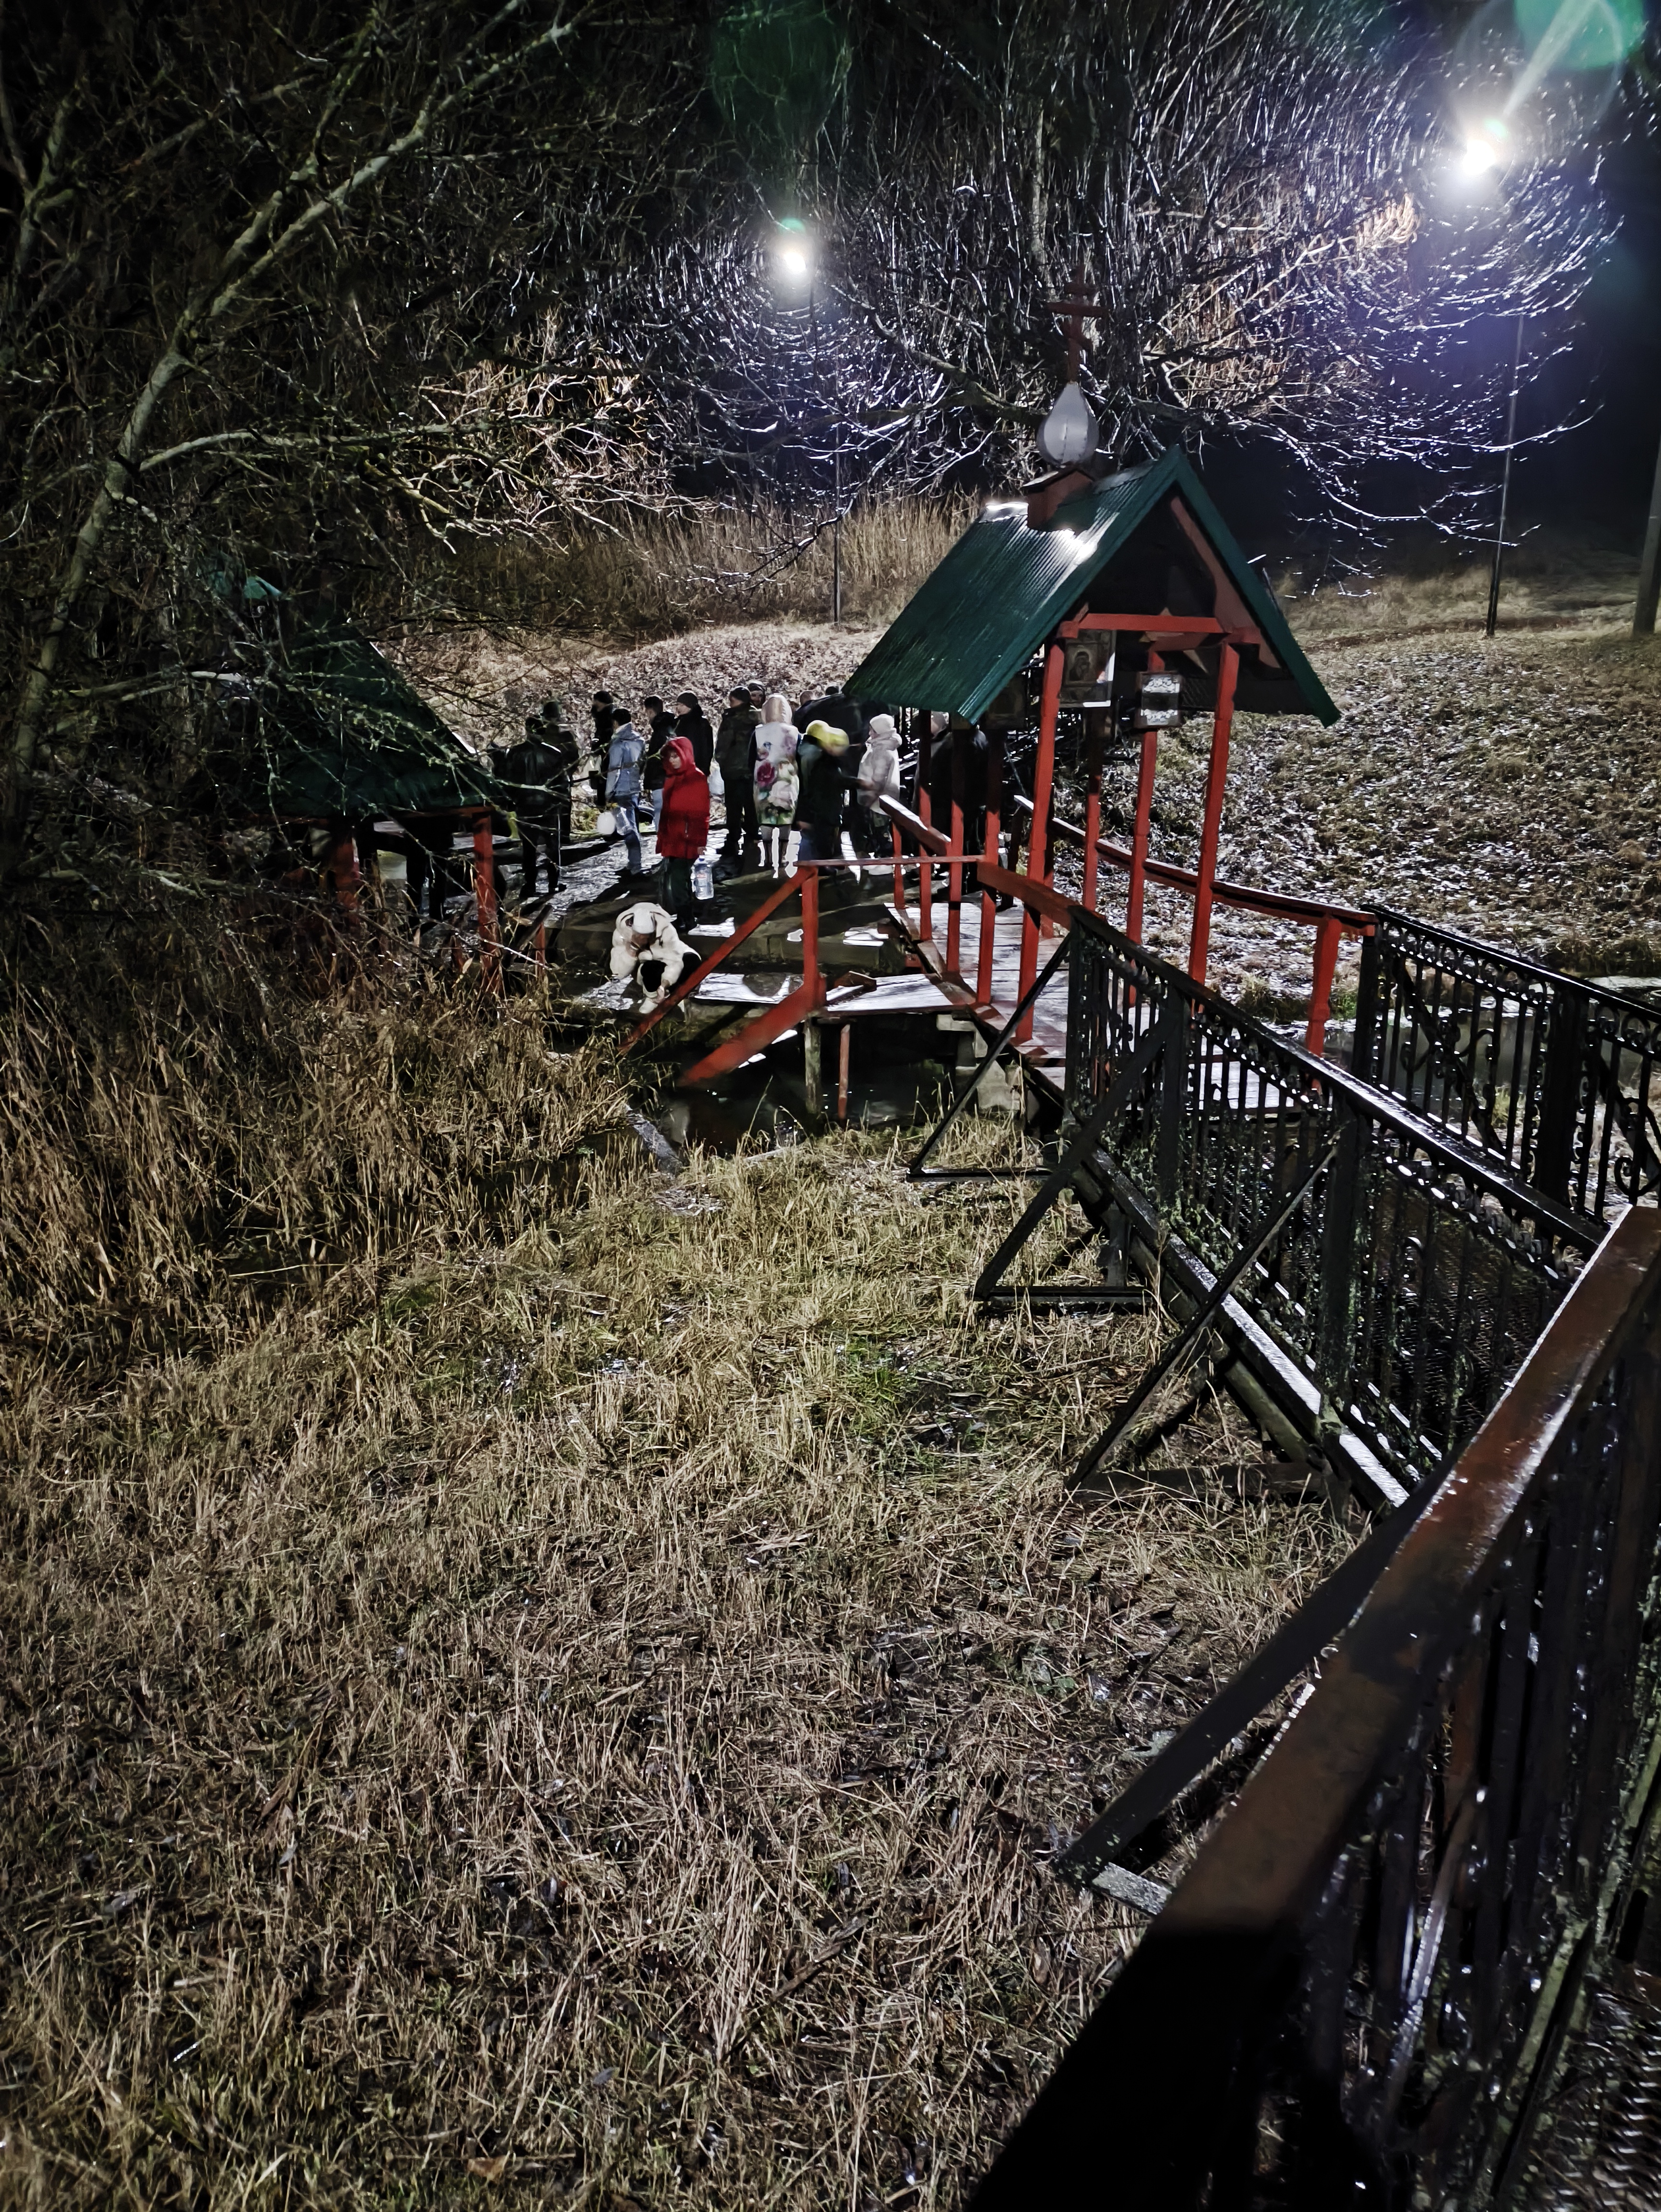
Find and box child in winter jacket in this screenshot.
[655,735,710,921]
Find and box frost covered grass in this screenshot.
[0,940,1345,2209]
[1066,619,1661,1007]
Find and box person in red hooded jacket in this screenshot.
[655,734,710,922]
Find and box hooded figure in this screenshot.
[753,693,799,848]
[609,901,697,1009]
[655,733,711,921]
[794,719,853,863]
[850,711,902,858]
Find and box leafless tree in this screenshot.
[657,0,1615,544]
[0,0,697,874]
[0,0,1631,889]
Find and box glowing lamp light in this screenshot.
[773,217,813,290]
[1461,116,1511,176]
[1036,380,1101,470]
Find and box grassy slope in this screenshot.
[0,996,1346,2209]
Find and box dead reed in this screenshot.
[398,498,978,644]
[0,931,1347,2209]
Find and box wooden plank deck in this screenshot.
[668,892,1072,1066]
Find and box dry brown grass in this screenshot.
[0,935,1346,2210]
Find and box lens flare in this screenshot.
[1461,115,1511,174]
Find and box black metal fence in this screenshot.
[1056,912,1594,1494]
[968,1206,1661,2211]
[1356,908,1661,1229]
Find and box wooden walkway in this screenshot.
[677,889,1073,1068]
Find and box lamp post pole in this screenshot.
[809,274,841,624]
[832,411,842,624]
[1485,310,1525,639]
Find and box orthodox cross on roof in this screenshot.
[1044,258,1100,383]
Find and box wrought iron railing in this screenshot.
[1056,912,1594,1493]
[1357,908,1661,1228]
[968,1205,1661,2210]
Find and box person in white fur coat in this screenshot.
[610,901,698,1009]
[855,711,903,852]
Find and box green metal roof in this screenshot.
[845,446,1340,727]
[245,619,508,819]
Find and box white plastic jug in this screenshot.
[692,855,714,902]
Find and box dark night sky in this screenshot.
[1524,123,1661,540]
[1195,67,1661,564]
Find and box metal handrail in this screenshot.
[1050,909,1593,1498]
[1357,907,1661,1226]
[968,1205,1661,2210]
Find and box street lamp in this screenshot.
[1455,122,1526,637]
[772,219,844,623]
[1462,114,1512,176]
[773,218,813,292]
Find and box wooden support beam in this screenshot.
[1016,642,1063,1041]
[947,724,967,981]
[1082,706,1106,914]
[1187,640,1238,985]
[1306,913,1344,1056]
[472,815,502,996]
[1126,714,1159,945]
[977,727,1003,1009]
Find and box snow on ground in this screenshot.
[390,608,1661,1007]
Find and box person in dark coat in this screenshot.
[793,719,854,863]
[797,688,873,851]
[674,692,715,774]
[641,695,675,830]
[714,685,760,872]
[503,698,578,897]
[591,691,617,763]
[655,734,710,922]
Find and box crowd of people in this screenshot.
[498,676,911,926]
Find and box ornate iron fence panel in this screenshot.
[968,1211,1661,2212]
[1358,908,1661,1228]
[1065,911,1587,1492]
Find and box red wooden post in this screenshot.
[1081,705,1107,913]
[1188,639,1239,985]
[472,814,502,996]
[946,724,967,980]
[891,818,905,915]
[1126,651,1162,944]
[1016,643,1063,1040]
[976,727,1003,1009]
[324,821,361,914]
[837,1019,852,1124]
[916,710,934,944]
[534,918,547,977]
[799,863,822,1007]
[1305,914,1343,1056]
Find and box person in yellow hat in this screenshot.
[793,719,852,864]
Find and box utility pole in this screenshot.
[1635,428,1661,636]
[810,275,842,624]
[1485,311,1525,639]
[832,414,842,624]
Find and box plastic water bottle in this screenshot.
[692,855,714,902]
